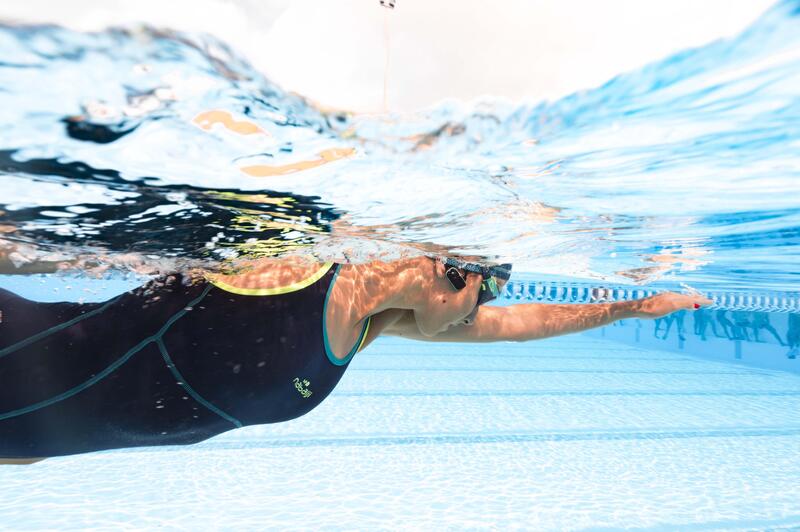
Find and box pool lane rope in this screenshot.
[502,281,800,313]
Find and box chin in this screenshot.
[438,323,456,333]
[441,321,466,333]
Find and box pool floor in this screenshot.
[2,335,800,530]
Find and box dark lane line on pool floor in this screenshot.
[331,389,800,398]
[112,425,800,453]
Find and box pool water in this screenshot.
[2,333,800,530]
[0,1,798,291]
[1,0,800,529]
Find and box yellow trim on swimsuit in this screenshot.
[207,262,335,296]
[357,316,371,352]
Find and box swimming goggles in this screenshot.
[442,258,512,306]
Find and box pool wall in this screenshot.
[585,310,798,375]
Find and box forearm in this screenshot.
[498,300,643,341]
[0,241,156,276]
[384,292,708,344]
[0,259,63,275]
[0,240,86,275]
[392,301,643,343]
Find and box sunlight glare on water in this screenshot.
[0,0,798,295]
[1,4,800,530]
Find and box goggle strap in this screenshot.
[442,257,511,281]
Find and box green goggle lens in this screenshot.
[476,277,500,306]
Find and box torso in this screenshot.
[212,257,404,357]
[0,259,382,458]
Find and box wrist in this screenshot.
[611,300,645,320]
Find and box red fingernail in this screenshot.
[693,303,700,309]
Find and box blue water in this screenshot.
[0,1,798,293]
[1,0,800,529]
[2,335,800,529]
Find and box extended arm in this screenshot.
[0,239,162,276]
[0,240,70,275]
[383,292,712,343]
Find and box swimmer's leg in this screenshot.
[763,324,786,346]
[0,457,46,465]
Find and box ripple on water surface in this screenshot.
[0,2,799,293]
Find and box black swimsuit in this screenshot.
[0,263,369,458]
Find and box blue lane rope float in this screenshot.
[501,280,800,313]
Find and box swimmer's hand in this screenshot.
[635,292,713,319]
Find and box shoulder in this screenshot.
[324,258,427,351]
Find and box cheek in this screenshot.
[449,298,479,327]
[445,291,476,316]
[414,309,446,337]
[417,298,469,333]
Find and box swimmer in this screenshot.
[0,254,711,463]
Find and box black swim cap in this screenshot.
[441,258,512,281]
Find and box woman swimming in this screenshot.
[0,254,710,462]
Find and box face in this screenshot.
[414,261,509,335]
[413,262,484,336]
[459,277,508,326]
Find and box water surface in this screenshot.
[1,0,799,295]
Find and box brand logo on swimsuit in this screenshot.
[293,377,312,399]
